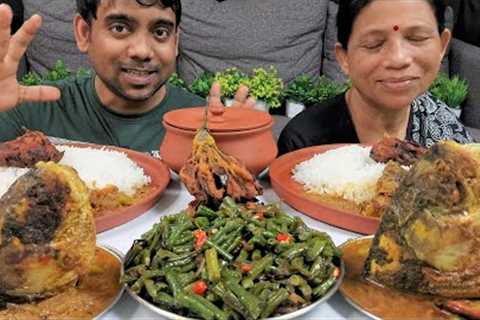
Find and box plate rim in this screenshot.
[269,144,380,234]
[337,235,381,320]
[58,143,171,233]
[94,244,126,320]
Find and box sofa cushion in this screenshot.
[449,38,480,129]
[322,0,347,83]
[178,0,329,85]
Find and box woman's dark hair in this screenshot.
[76,0,182,27]
[337,0,446,49]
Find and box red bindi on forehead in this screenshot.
[393,25,399,31]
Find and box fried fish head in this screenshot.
[364,141,480,298]
[0,162,95,301]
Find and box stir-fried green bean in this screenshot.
[123,197,341,320]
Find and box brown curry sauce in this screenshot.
[0,246,122,320]
[340,238,456,320]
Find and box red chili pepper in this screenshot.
[255,209,265,220]
[333,266,341,279]
[193,229,208,250]
[192,280,208,295]
[276,233,291,243]
[240,263,253,273]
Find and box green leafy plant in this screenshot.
[20,60,92,85]
[285,75,349,107]
[43,60,71,82]
[285,75,316,107]
[246,66,284,109]
[214,67,249,99]
[167,72,187,89]
[311,76,349,102]
[429,73,468,109]
[189,71,215,98]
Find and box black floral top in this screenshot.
[409,93,472,147]
[278,92,473,156]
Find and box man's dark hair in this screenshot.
[76,0,182,27]
[337,0,446,49]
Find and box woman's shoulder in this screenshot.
[410,92,473,146]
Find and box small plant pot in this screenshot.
[286,100,305,118]
[448,106,462,118]
[255,100,269,112]
[224,98,235,107]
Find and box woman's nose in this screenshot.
[127,34,153,61]
[383,39,413,69]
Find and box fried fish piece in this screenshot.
[0,130,63,168]
[364,141,480,298]
[0,162,95,301]
[370,136,427,166]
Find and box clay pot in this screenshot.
[160,104,278,175]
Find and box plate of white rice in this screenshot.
[0,143,170,233]
[269,144,385,234]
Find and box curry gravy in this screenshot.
[0,247,122,320]
[304,191,362,214]
[340,238,454,320]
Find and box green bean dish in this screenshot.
[123,197,342,320]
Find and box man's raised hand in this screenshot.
[0,4,60,111]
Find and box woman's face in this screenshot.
[336,0,451,110]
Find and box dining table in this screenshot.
[97,172,370,320]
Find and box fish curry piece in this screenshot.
[180,126,262,205]
[364,141,480,298]
[0,130,63,168]
[0,162,96,302]
[370,136,427,166]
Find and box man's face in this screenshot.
[336,0,450,111]
[78,0,178,109]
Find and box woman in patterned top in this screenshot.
[278,0,472,156]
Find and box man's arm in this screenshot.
[0,3,60,112]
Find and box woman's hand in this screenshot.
[0,4,60,112]
[207,81,256,111]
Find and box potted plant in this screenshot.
[189,71,215,98]
[429,73,468,118]
[167,72,187,89]
[246,66,284,112]
[284,75,350,118]
[284,75,315,118]
[21,60,92,86]
[214,67,249,106]
[311,76,350,102]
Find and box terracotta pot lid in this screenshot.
[163,105,272,132]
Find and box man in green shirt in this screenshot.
[0,0,255,153]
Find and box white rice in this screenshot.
[57,146,151,196]
[0,146,151,198]
[292,145,386,204]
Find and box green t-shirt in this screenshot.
[0,74,205,153]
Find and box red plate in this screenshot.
[60,143,170,233]
[269,144,379,234]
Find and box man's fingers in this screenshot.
[209,81,221,99]
[7,14,42,63]
[233,84,249,104]
[243,97,257,109]
[18,85,61,105]
[0,4,13,60]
